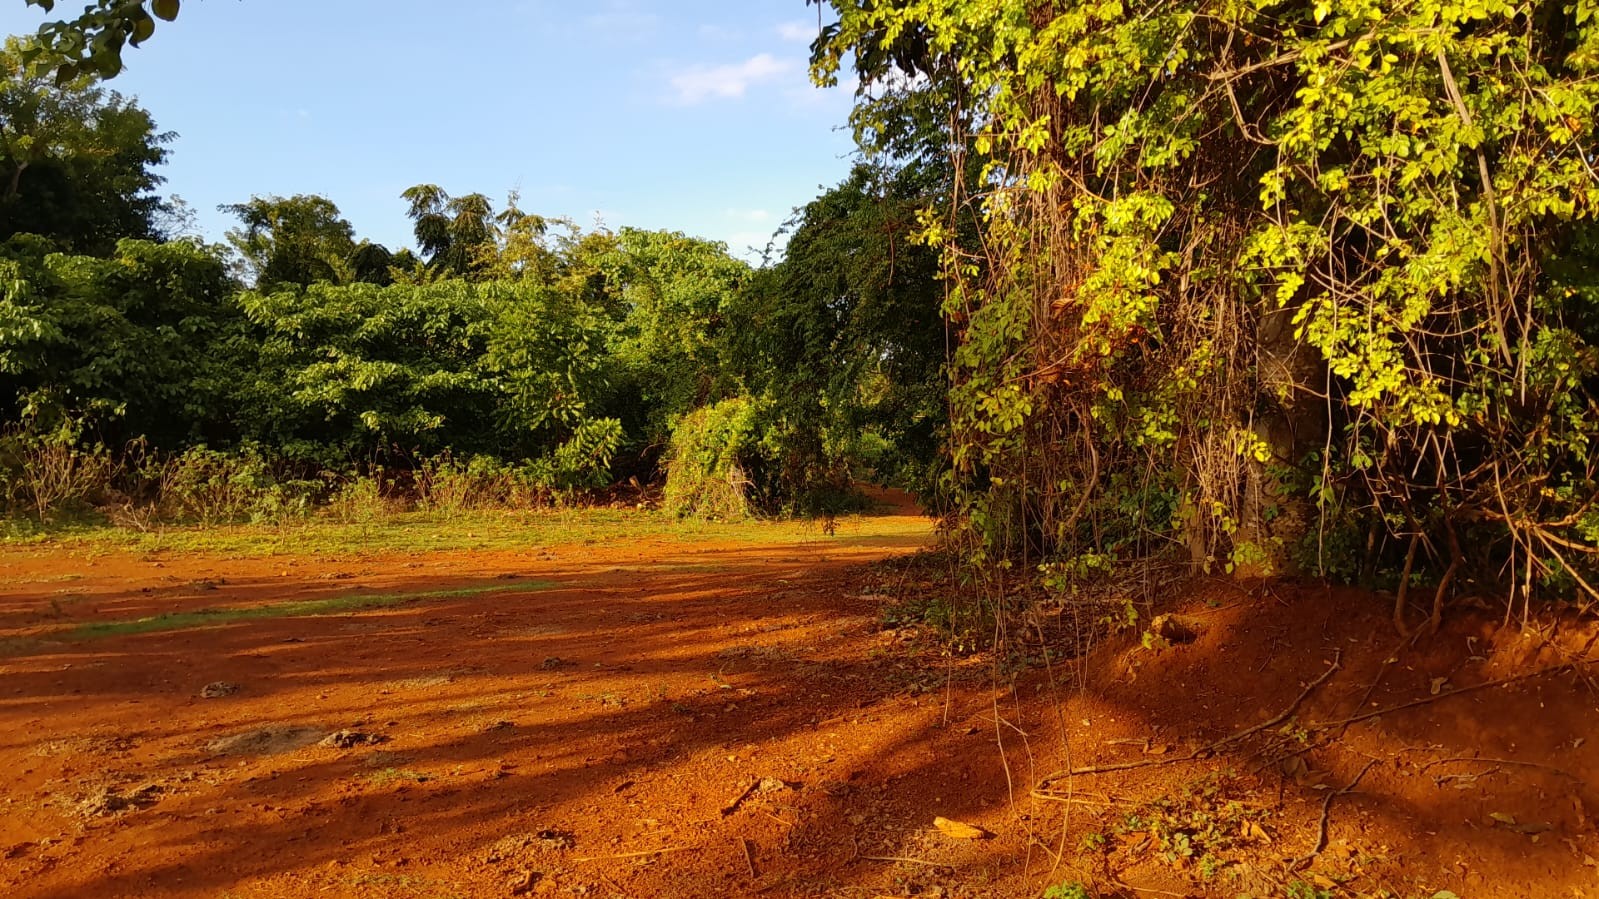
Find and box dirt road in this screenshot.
[0,507,1039,898]
[5,503,1599,899]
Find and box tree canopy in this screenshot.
[21,0,1597,624]
[812,0,1599,614]
[0,36,171,254]
[0,29,947,517]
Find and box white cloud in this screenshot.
[725,208,772,223]
[777,21,816,43]
[668,54,798,105]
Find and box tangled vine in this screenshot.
[814,0,1599,621]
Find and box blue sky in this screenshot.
[1,1,859,260]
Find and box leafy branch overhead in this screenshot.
[20,0,179,82]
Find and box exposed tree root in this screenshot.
[1307,660,1592,733]
[1290,758,1379,871]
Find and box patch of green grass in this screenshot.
[67,582,550,639]
[4,506,928,560]
[364,767,430,786]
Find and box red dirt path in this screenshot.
[2,503,1598,899]
[0,508,1032,898]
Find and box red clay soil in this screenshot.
[1,502,1597,899]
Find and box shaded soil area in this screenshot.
[0,503,1596,898]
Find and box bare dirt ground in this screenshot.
[1,499,1597,898]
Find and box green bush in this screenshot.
[324,471,394,524]
[150,444,316,525]
[414,452,516,513]
[663,397,764,519]
[527,417,624,493]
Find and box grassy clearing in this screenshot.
[66,583,550,640]
[1,506,926,561]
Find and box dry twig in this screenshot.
[1421,756,1586,784]
[1309,660,1591,732]
[740,838,758,879]
[861,854,954,869]
[1291,758,1379,870]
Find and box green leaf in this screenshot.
[130,13,156,46]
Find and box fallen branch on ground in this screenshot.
[1291,758,1379,870]
[861,854,954,869]
[1027,789,1139,806]
[740,838,757,878]
[722,777,761,816]
[1421,756,1586,785]
[1307,659,1592,732]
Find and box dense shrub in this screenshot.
[0,46,947,525]
[815,0,1599,616]
[662,397,765,520]
[0,416,113,520]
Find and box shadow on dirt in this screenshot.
[0,526,1592,899]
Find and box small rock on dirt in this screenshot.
[817,779,850,797]
[484,830,575,867]
[933,816,991,840]
[506,870,541,895]
[756,776,793,794]
[534,829,574,851]
[78,783,163,818]
[199,681,239,699]
[321,730,389,749]
[540,657,564,670]
[364,750,413,768]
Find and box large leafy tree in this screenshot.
[400,184,572,283]
[604,228,749,438]
[814,0,1599,615]
[0,37,172,254]
[0,235,241,445]
[401,184,498,280]
[728,163,947,506]
[237,279,616,464]
[221,194,371,290]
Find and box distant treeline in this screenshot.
[0,38,949,522]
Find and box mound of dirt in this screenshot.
[205,725,325,757]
